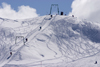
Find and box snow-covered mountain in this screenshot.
[0,15,100,67]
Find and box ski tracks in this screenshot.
[1,15,57,66]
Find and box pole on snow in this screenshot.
[41,61,42,67]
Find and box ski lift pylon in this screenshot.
[50,4,59,15]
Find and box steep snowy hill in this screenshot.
[0,15,100,67]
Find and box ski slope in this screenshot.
[0,15,100,67]
[0,15,57,66]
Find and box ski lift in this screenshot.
[49,4,59,15]
[54,5,56,8]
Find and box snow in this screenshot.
[0,15,100,67]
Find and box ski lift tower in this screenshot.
[15,36,25,45]
[50,4,59,15]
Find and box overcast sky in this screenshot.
[0,0,100,22]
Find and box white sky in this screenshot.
[0,2,39,20]
[69,0,100,22]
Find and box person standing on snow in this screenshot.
[7,52,12,59]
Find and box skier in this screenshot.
[10,52,12,56]
[95,61,97,64]
[40,26,42,30]
[7,52,12,59]
[26,38,28,42]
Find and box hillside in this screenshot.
[0,15,100,67]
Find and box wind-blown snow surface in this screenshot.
[0,15,100,67]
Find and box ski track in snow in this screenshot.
[0,15,57,67]
[1,15,100,67]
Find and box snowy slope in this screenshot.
[0,15,100,67]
